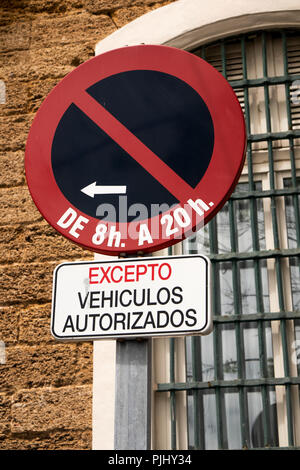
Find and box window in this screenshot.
[155,29,300,450]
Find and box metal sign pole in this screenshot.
[114,337,152,450]
[114,251,152,451]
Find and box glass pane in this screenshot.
[284,177,300,249]
[239,260,270,314]
[248,388,279,448]
[243,323,260,379]
[183,224,210,255]
[218,261,234,315]
[187,390,218,450]
[186,181,266,256]
[224,389,241,449]
[186,335,215,383]
[187,393,196,448]
[290,258,300,310]
[201,334,215,381]
[203,391,218,449]
[284,178,300,310]
[240,260,257,313]
[234,181,266,252]
[242,321,274,380]
[222,325,238,380]
[216,205,231,253]
[266,324,275,377]
[294,319,300,376]
[235,199,253,253]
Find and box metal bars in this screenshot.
[156,30,300,450]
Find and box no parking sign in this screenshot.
[25,45,246,255]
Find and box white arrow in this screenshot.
[81,181,127,198]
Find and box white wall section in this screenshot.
[95,0,300,54]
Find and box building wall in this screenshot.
[0,0,174,450]
[91,0,300,450]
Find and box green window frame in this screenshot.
[156,29,300,450]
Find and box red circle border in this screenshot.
[25,45,246,256]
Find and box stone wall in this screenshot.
[0,0,174,450]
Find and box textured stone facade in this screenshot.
[0,0,174,450]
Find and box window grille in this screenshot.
[156,30,300,450]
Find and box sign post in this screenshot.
[51,254,210,449]
[114,337,152,450]
[25,44,246,450]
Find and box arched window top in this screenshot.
[95,0,300,55]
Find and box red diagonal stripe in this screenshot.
[73,90,194,202]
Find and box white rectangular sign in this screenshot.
[51,255,212,341]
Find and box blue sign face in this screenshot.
[51,70,214,222]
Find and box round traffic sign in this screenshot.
[25,45,246,256]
